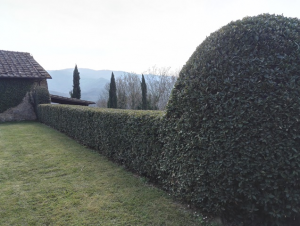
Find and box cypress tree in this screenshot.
[141,74,147,110]
[107,72,117,108]
[70,65,81,99]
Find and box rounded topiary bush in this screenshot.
[163,14,300,225]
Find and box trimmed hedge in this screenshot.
[38,105,164,180]
[0,79,34,113]
[39,14,300,226]
[166,14,300,225]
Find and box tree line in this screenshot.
[97,66,179,110]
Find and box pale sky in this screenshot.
[1,0,299,73]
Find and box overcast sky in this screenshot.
[1,0,299,73]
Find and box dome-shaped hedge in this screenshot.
[164,14,300,225]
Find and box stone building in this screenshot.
[0,50,52,122]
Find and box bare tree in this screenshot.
[96,66,180,110]
[96,83,110,108]
[117,72,141,109]
[116,76,127,109]
[143,66,179,110]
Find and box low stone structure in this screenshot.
[50,94,95,106]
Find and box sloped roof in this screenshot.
[50,95,95,106]
[0,50,51,79]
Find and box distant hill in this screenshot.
[47,69,126,102]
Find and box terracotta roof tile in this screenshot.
[0,50,51,79]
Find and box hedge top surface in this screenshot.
[166,13,300,118]
[39,104,165,118]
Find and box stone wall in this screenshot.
[0,92,36,122]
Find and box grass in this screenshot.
[0,121,209,226]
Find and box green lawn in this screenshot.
[0,121,208,226]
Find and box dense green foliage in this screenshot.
[107,72,117,108]
[33,86,51,118]
[70,65,81,99]
[39,14,300,225]
[166,14,300,225]
[0,79,34,113]
[141,74,147,110]
[38,105,164,180]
